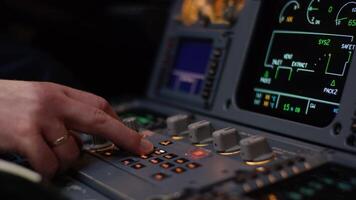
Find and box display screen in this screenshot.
[167,38,213,95]
[247,163,356,200]
[237,0,356,127]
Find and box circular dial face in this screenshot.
[279,0,301,24]
[180,0,245,26]
[307,0,321,25]
[335,2,356,27]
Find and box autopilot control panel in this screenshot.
[54,1,356,200]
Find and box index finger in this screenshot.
[59,98,153,155]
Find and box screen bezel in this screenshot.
[211,0,356,150]
[158,30,229,108]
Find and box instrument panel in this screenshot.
[51,0,356,199]
[238,0,356,127]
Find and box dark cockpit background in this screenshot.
[0,0,171,98]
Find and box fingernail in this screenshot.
[140,138,153,153]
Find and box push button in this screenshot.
[154,149,167,155]
[159,140,173,146]
[175,158,189,164]
[188,148,209,159]
[186,163,201,169]
[149,158,163,164]
[163,153,178,160]
[172,167,186,174]
[121,158,137,166]
[160,162,175,169]
[152,173,169,181]
[131,163,146,169]
[140,154,153,159]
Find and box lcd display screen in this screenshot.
[237,0,356,127]
[167,38,213,95]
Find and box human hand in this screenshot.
[0,80,153,178]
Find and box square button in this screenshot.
[159,140,173,146]
[175,158,189,164]
[163,153,178,160]
[140,154,153,159]
[186,162,201,169]
[121,158,137,166]
[152,173,169,181]
[131,163,146,170]
[154,149,167,155]
[160,162,175,169]
[172,167,186,174]
[149,158,163,164]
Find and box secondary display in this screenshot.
[167,38,213,95]
[237,0,356,127]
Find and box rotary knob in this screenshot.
[239,135,274,162]
[81,134,114,152]
[122,117,140,132]
[212,127,240,153]
[166,114,191,136]
[188,120,214,144]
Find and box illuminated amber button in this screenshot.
[163,153,178,160]
[152,173,169,181]
[175,158,189,164]
[160,162,175,169]
[154,149,167,155]
[131,163,146,169]
[140,154,153,159]
[149,158,163,164]
[172,167,186,174]
[120,158,136,166]
[189,148,209,159]
[186,162,201,169]
[159,140,173,146]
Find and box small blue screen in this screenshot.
[167,38,213,95]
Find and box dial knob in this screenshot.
[212,127,240,152]
[81,134,114,152]
[122,117,140,132]
[240,135,274,162]
[188,120,214,144]
[166,114,191,136]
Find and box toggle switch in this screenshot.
[212,128,240,153]
[240,135,274,163]
[122,117,140,132]
[188,120,214,144]
[166,114,191,136]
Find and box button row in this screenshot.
[166,114,274,163]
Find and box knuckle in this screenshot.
[32,82,64,106]
[96,97,110,111]
[91,108,109,125]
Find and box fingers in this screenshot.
[60,86,119,119]
[16,134,59,179]
[59,98,153,155]
[42,121,81,171]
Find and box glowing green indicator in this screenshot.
[264,71,270,78]
[330,80,336,87]
[318,38,331,46]
[348,19,356,27]
[328,6,333,13]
